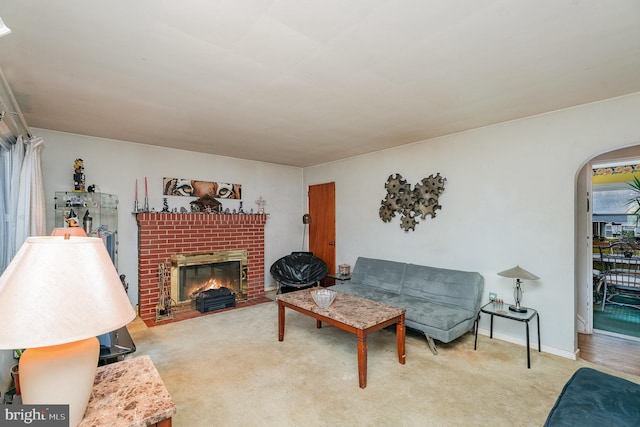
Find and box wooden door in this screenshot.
[308,182,336,275]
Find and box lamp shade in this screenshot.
[497,265,540,281]
[50,227,88,237]
[0,236,135,349]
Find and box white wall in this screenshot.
[304,92,640,358]
[37,129,304,307]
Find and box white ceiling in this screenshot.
[1,1,640,167]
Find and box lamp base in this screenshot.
[20,337,99,427]
[509,305,528,313]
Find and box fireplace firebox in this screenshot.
[170,250,248,305]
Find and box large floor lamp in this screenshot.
[0,235,135,426]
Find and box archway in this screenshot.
[576,145,640,341]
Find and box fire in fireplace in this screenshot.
[170,250,248,305]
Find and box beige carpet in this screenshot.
[127,300,640,427]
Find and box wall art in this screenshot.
[379,173,446,232]
[163,177,242,199]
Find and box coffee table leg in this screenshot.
[357,330,367,388]
[278,302,285,341]
[397,313,406,364]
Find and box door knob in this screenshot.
[329,241,335,246]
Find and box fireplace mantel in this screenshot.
[136,213,267,324]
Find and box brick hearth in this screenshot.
[136,213,267,324]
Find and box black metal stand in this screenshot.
[196,293,236,313]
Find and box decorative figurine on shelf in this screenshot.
[255,196,266,214]
[64,209,80,227]
[73,158,85,192]
[162,198,170,213]
[189,194,222,213]
[87,185,95,193]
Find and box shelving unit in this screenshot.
[54,191,118,267]
[52,191,134,364]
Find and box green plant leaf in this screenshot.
[626,176,640,223]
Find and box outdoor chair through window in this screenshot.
[598,242,640,311]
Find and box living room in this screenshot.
[31,93,640,361]
[1,2,640,425]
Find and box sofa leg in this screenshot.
[425,335,438,355]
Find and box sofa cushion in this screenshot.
[387,295,476,331]
[350,257,406,294]
[401,264,484,312]
[544,367,640,426]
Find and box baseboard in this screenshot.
[476,328,577,360]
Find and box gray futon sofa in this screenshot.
[332,257,484,354]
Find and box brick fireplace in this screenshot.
[136,213,267,324]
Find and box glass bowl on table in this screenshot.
[311,289,337,308]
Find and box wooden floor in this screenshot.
[578,332,640,376]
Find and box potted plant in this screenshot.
[627,176,640,220]
[625,176,640,245]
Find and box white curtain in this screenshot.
[15,136,45,240]
[0,129,45,273]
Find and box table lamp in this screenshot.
[0,235,135,426]
[50,226,87,237]
[497,265,540,313]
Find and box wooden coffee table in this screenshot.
[277,288,406,388]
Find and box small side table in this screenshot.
[324,273,351,286]
[474,302,540,368]
[79,355,176,426]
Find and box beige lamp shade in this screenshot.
[497,265,540,281]
[0,236,135,349]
